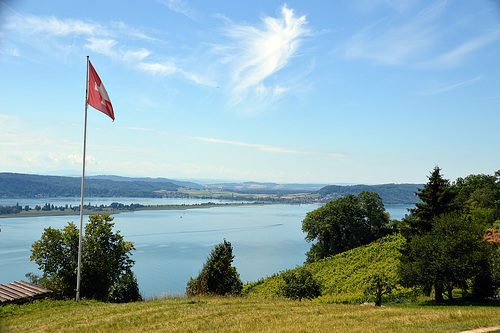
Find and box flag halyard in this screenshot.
[87,60,115,121]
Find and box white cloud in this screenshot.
[424,30,500,68]
[6,14,107,37]
[418,75,482,96]
[344,0,500,68]
[156,0,197,21]
[111,21,158,42]
[85,38,118,56]
[344,1,447,66]
[220,5,310,109]
[138,62,179,75]
[121,126,345,158]
[187,135,345,159]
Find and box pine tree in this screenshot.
[407,166,456,234]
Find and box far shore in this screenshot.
[0,202,271,219]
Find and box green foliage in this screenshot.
[365,272,396,306]
[187,239,243,296]
[453,172,500,228]
[279,268,321,301]
[400,168,500,302]
[108,270,142,303]
[245,234,413,304]
[399,213,495,302]
[302,191,390,263]
[29,223,79,297]
[29,213,140,302]
[406,166,456,235]
[81,214,137,300]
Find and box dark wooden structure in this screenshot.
[0,280,52,305]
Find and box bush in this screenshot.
[187,239,243,296]
[279,268,321,301]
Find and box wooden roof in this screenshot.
[0,280,52,305]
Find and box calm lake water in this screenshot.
[0,198,412,298]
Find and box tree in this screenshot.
[406,166,456,235]
[364,272,395,306]
[279,268,321,301]
[108,270,142,303]
[301,191,390,263]
[398,213,494,302]
[29,213,140,302]
[29,223,79,297]
[453,172,500,227]
[186,239,243,296]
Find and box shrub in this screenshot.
[187,239,243,296]
[279,268,321,301]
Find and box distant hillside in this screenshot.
[244,234,412,303]
[316,183,422,204]
[88,175,203,189]
[0,173,179,198]
[204,181,328,194]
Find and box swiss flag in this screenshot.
[87,60,115,121]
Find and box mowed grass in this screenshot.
[2,296,500,333]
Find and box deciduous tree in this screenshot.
[29,213,140,302]
[301,191,390,263]
[398,213,494,302]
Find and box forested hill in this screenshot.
[316,183,422,204]
[0,173,179,198]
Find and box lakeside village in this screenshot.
[0,201,268,217]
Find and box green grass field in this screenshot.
[2,296,500,333]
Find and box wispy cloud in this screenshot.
[111,21,158,42]
[418,75,482,96]
[5,14,109,37]
[156,0,197,21]
[344,1,447,66]
[138,61,218,86]
[121,126,345,158]
[344,0,500,68]
[423,30,500,68]
[85,38,152,63]
[3,11,206,85]
[219,4,310,110]
[187,136,345,159]
[2,4,310,108]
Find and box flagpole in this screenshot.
[76,56,90,302]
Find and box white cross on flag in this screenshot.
[87,60,115,121]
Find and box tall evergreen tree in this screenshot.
[400,167,456,302]
[406,166,456,235]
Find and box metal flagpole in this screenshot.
[76,56,90,302]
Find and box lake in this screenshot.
[0,198,412,298]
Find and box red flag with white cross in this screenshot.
[87,60,115,121]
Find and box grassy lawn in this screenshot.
[2,296,500,332]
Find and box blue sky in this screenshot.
[1,0,499,184]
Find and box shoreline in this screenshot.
[0,202,270,219]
